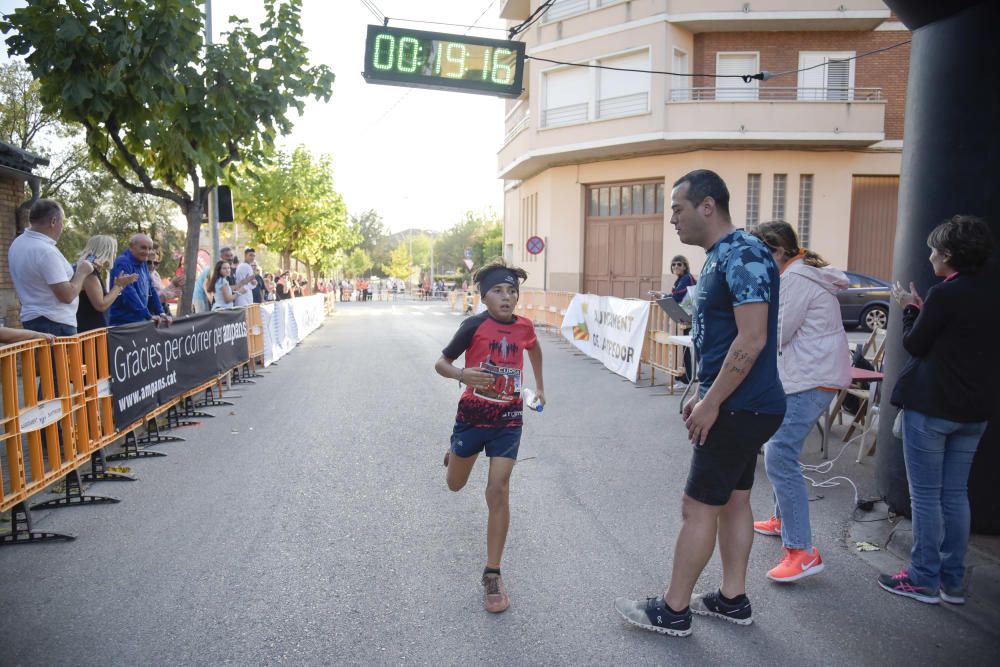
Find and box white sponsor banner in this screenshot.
[19,399,64,432]
[560,294,650,381]
[260,295,326,366]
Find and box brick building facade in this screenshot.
[0,141,49,326]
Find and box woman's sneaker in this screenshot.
[482,573,509,613]
[753,515,782,536]
[690,590,753,625]
[613,596,693,637]
[767,547,825,582]
[940,588,966,605]
[877,569,940,604]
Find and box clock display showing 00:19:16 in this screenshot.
[370,33,517,85]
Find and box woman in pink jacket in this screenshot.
[750,221,852,583]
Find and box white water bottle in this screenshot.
[522,387,543,413]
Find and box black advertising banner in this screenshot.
[106,310,250,429]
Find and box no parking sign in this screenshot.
[526,236,545,255]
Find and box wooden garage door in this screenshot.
[848,175,899,282]
[584,181,664,299]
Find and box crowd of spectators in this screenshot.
[4,198,341,344]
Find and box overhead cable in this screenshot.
[526,39,912,83]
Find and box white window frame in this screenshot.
[596,47,651,120]
[797,51,856,101]
[670,47,690,102]
[716,52,759,101]
[541,64,591,128]
[543,0,627,23]
[540,45,652,129]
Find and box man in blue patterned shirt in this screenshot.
[616,170,785,637]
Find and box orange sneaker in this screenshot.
[767,547,824,583]
[753,515,782,537]
[482,573,510,613]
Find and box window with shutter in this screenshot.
[716,53,758,100]
[597,50,650,119]
[797,52,855,101]
[671,48,690,101]
[543,67,590,127]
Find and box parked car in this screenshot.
[838,271,890,331]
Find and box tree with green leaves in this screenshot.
[0,60,89,225]
[385,244,413,282]
[2,0,334,313]
[232,146,354,281]
[57,166,185,277]
[344,248,372,279]
[350,209,388,255]
[433,209,503,277]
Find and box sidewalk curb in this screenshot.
[849,502,1000,637]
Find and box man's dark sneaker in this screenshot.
[877,569,939,604]
[613,596,692,637]
[940,587,966,605]
[690,590,753,626]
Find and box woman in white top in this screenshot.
[207,260,246,310]
[750,221,852,584]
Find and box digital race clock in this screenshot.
[362,25,526,98]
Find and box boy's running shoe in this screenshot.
[613,596,692,637]
[767,547,825,582]
[482,573,509,613]
[940,588,966,605]
[877,569,939,604]
[690,590,753,625]
[753,515,782,536]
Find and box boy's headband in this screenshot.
[478,267,519,297]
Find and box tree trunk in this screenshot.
[281,250,291,271]
[180,200,204,315]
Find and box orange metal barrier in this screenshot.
[642,301,686,392]
[1,336,96,514]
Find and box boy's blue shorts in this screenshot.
[450,423,522,460]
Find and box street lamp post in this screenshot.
[204,0,219,261]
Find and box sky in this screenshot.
[0,0,509,233]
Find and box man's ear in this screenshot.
[701,196,716,217]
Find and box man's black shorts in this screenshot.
[685,408,784,506]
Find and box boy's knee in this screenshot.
[485,482,509,509]
[447,476,467,492]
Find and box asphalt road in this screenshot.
[0,299,997,666]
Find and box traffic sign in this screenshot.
[464,247,473,259]
[526,236,545,255]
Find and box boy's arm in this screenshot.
[526,343,545,405]
[435,355,493,391]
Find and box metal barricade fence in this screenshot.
[1,336,95,514]
[642,300,685,391]
[1,301,333,540]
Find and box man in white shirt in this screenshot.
[232,247,256,308]
[8,199,92,336]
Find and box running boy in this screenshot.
[435,258,545,613]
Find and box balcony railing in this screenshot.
[542,102,588,128]
[542,92,649,128]
[503,111,531,146]
[668,86,884,102]
[543,0,622,22]
[597,92,648,119]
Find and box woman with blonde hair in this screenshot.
[750,221,851,583]
[76,235,138,332]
